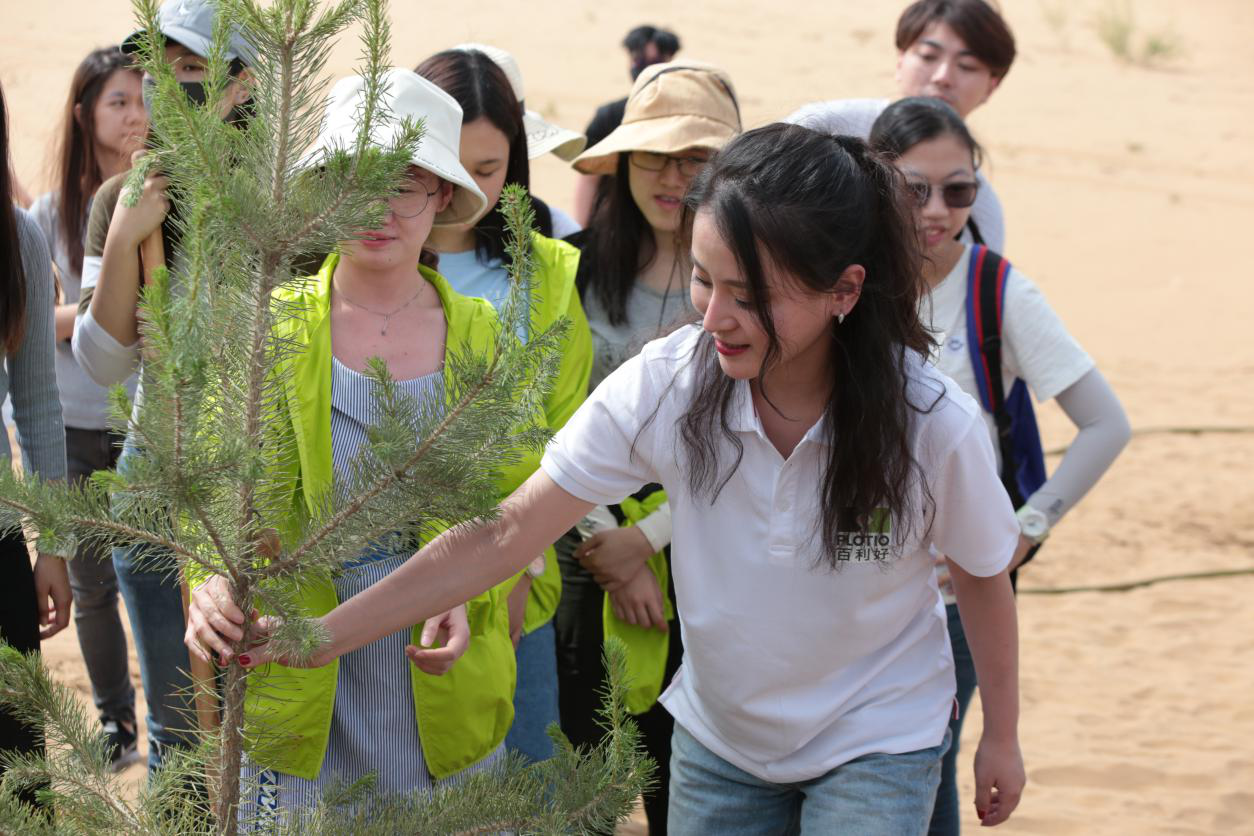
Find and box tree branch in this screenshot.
[267,358,500,577]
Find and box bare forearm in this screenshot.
[319,471,592,662]
[91,232,142,346]
[55,303,77,343]
[949,563,1019,739]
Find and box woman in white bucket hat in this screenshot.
[186,69,517,820]
[416,47,593,768]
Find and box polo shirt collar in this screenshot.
[728,379,831,447]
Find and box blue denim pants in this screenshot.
[929,603,979,836]
[112,444,195,772]
[669,722,949,836]
[504,619,560,763]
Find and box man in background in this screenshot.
[572,25,680,225]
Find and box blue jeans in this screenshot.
[929,603,978,836]
[504,620,560,763]
[669,723,949,836]
[112,444,195,771]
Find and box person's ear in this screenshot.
[73,102,83,127]
[831,263,865,318]
[434,181,454,213]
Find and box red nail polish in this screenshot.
[238,654,252,666]
[977,809,986,820]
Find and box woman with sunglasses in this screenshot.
[185,70,522,822]
[556,60,740,833]
[870,97,1129,835]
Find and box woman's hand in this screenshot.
[111,152,169,249]
[186,575,248,666]
[972,733,1026,826]
[607,565,668,632]
[575,526,653,591]
[506,573,532,648]
[405,605,470,676]
[33,553,72,640]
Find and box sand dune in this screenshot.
[3,1,1252,833]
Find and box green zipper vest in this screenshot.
[243,254,517,781]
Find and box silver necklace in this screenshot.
[334,282,427,336]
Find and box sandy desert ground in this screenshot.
[3,0,1253,833]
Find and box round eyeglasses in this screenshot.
[388,183,440,218]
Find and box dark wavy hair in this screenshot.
[896,0,1017,78]
[0,81,28,354]
[677,123,939,566]
[868,96,983,165]
[415,49,553,263]
[54,47,142,274]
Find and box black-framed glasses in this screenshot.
[905,180,979,209]
[389,183,439,218]
[629,150,711,178]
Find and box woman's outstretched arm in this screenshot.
[237,470,594,668]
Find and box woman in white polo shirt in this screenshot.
[223,123,1027,833]
[870,96,1129,835]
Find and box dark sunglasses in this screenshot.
[906,180,979,209]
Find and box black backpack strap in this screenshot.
[971,248,1025,508]
[966,216,986,247]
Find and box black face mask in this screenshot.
[142,77,211,115]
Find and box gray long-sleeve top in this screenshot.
[3,208,66,481]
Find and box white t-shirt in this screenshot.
[540,326,1019,782]
[922,246,1094,468]
[785,97,1006,253]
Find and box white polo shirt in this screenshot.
[541,326,1018,783]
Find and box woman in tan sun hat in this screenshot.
[187,69,516,821]
[557,59,740,835]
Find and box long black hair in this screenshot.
[415,49,553,263]
[868,96,983,165]
[55,47,142,274]
[678,123,938,565]
[0,81,28,355]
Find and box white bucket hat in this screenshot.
[300,68,489,227]
[452,43,587,162]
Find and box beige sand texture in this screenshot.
[3,0,1254,833]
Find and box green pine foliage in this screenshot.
[0,0,649,831]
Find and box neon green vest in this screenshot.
[602,489,675,715]
[488,233,591,633]
[244,254,516,781]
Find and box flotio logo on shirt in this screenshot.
[835,508,892,563]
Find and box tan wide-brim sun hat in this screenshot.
[452,42,587,162]
[299,68,489,227]
[572,60,741,176]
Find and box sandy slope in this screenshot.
[3,1,1253,833]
